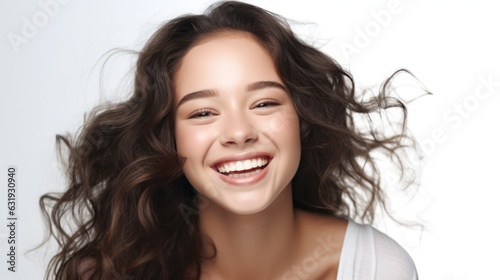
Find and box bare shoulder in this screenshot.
[295,209,348,239]
[287,209,349,279]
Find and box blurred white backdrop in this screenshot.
[1,0,499,279]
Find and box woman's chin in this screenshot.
[225,201,271,215]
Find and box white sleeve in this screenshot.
[337,221,418,280]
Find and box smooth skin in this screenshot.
[174,31,347,280]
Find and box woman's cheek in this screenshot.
[265,108,299,135]
[176,123,213,155]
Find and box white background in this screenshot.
[1,0,499,279]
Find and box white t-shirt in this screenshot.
[337,220,418,280]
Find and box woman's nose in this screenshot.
[219,112,257,147]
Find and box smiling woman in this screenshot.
[40,1,419,279]
[175,33,301,215]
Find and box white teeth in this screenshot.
[236,161,244,170]
[227,168,262,178]
[219,165,226,173]
[216,157,269,174]
[244,159,252,170]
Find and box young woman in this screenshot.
[41,1,419,279]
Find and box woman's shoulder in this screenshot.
[295,209,349,252]
[294,210,418,280]
[338,220,418,280]
[292,210,348,279]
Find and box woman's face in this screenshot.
[174,32,301,214]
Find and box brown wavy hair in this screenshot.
[40,1,421,279]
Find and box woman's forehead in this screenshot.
[173,32,281,99]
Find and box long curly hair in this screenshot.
[40,1,420,279]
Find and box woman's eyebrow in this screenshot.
[177,89,218,109]
[176,81,286,109]
[247,81,286,92]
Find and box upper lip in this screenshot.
[210,152,273,169]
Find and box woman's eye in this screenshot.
[253,99,280,108]
[188,109,215,119]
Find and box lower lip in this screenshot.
[215,162,270,186]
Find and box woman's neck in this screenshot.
[198,184,299,280]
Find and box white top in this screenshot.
[337,220,418,280]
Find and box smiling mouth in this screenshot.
[214,157,270,178]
